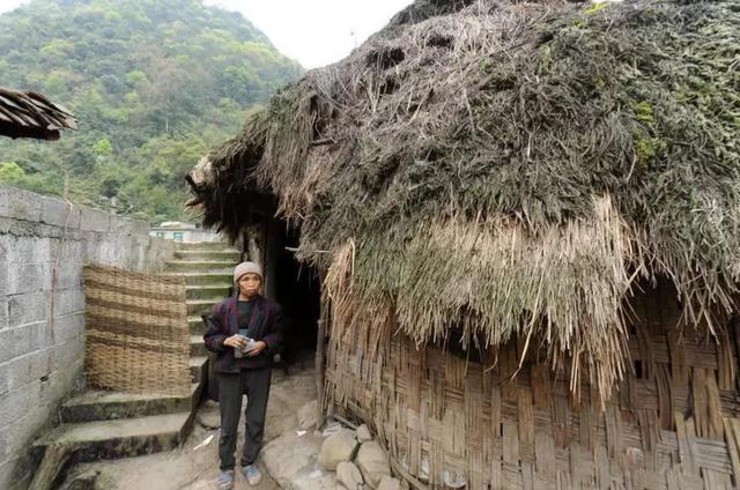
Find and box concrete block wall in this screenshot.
[0,185,178,489]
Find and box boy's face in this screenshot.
[238,273,261,298]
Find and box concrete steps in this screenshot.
[33,412,192,462]
[32,241,239,466]
[176,242,237,252]
[189,315,206,335]
[186,284,231,300]
[174,250,241,262]
[189,356,208,385]
[164,260,234,273]
[161,272,233,286]
[60,384,202,424]
[190,335,207,357]
[187,298,220,316]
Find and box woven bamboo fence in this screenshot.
[325,279,740,489]
[83,264,190,396]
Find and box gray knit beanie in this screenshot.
[233,261,263,283]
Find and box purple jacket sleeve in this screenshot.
[262,303,285,355]
[203,303,227,353]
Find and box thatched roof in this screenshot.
[187,0,740,401]
[0,88,77,140]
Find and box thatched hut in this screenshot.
[0,87,77,140]
[187,0,740,487]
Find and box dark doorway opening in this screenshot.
[271,221,321,367]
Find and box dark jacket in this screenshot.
[203,294,285,373]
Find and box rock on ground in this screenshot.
[355,441,391,489]
[336,461,364,490]
[297,400,318,430]
[355,424,372,443]
[377,476,402,490]
[195,400,220,429]
[262,430,343,490]
[319,429,358,470]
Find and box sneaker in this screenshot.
[217,470,235,490]
[242,464,263,486]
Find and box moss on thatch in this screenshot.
[188,0,740,402]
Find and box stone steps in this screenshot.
[186,284,231,300]
[190,335,207,357]
[187,298,220,316]
[33,412,193,463]
[164,260,234,273]
[175,242,238,252]
[174,250,241,261]
[161,272,233,286]
[189,356,208,385]
[30,241,238,468]
[189,315,206,335]
[60,384,202,424]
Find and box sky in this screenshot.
[0,0,414,68]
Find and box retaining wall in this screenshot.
[0,185,177,489]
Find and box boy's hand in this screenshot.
[246,341,267,357]
[223,334,247,349]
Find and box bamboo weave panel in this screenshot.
[84,264,190,395]
[325,281,740,489]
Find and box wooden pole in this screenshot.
[316,317,326,429]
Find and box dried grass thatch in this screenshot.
[0,87,77,140]
[187,0,740,402]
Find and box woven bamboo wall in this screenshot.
[84,264,190,395]
[325,280,740,489]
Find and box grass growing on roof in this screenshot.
[189,0,740,404]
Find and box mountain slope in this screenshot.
[0,0,302,220]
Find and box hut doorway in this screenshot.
[268,220,321,367]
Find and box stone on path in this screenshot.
[355,441,391,489]
[336,461,364,490]
[263,430,343,490]
[297,400,318,430]
[355,424,372,443]
[319,429,358,470]
[377,476,402,490]
[195,400,221,429]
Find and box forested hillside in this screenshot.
[0,0,301,221]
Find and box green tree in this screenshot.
[0,0,302,221]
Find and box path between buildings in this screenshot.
[62,360,317,490]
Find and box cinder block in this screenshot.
[0,321,49,365]
[49,263,83,291]
[0,300,8,331]
[0,431,7,461]
[6,262,48,296]
[0,348,54,394]
[0,456,19,490]
[40,196,81,229]
[51,288,85,317]
[0,327,26,365]
[48,239,84,271]
[52,313,84,345]
[0,186,42,222]
[79,207,109,233]
[3,395,51,461]
[8,292,47,328]
[0,379,42,428]
[2,237,50,265]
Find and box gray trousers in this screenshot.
[218,368,272,470]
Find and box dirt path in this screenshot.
[63,360,317,490]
